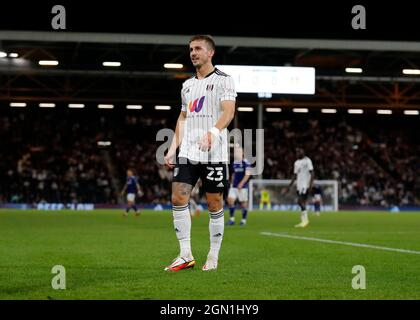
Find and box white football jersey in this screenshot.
[178,68,237,163]
[293,156,314,193]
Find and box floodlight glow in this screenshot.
[348,109,364,114]
[98,104,114,109]
[377,109,392,115]
[155,105,171,110]
[292,108,309,113]
[402,69,420,75]
[404,110,419,115]
[68,103,85,108]
[345,68,363,73]
[164,63,183,69]
[266,108,282,112]
[97,141,112,146]
[237,107,254,112]
[321,108,337,113]
[103,61,121,67]
[39,60,59,66]
[39,103,56,108]
[126,105,143,110]
[10,102,26,107]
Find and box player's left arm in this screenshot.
[237,174,251,189]
[199,76,236,150]
[308,159,315,192]
[309,170,315,192]
[198,100,235,150]
[238,166,252,189]
[213,100,236,131]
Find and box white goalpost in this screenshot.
[248,179,339,212]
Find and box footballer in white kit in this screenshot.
[287,147,314,227]
[164,35,237,272]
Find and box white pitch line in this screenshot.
[261,232,420,255]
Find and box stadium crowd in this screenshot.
[112,115,172,205]
[0,110,418,207]
[0,112,115,204]
[263,117,418,207]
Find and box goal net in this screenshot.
[248,179,339,212]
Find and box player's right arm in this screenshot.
[164,111,186,169]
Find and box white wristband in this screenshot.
[210,127,220,138]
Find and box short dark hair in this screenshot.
[189,34,215,50]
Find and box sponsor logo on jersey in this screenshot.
[206,84,214,91]
[188,96,205,113]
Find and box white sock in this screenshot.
[172,204,192,258]
[208,209,224,260]
[301,210,308,222]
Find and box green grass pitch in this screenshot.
[1,209,420,299]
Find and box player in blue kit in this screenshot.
[227,146,252,226]
[312,184,323,216]
[120,169,142,217]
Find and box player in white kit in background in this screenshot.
[164,35,237,272]
[286,147,314,227]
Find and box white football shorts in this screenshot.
[313,194,322,202]
[228,187,249,202]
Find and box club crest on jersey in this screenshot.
[206,84,214,91]
[188,96,205,113]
